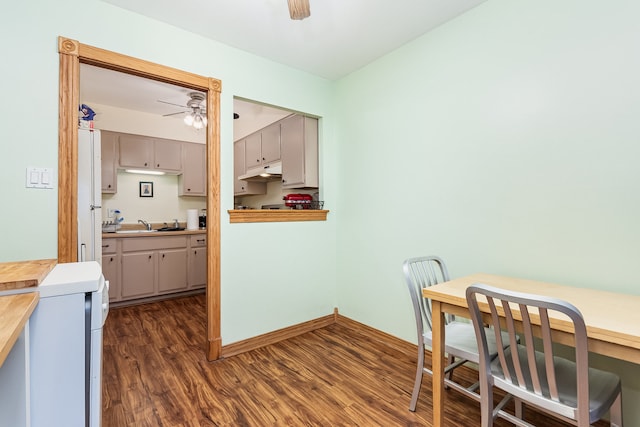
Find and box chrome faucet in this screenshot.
[138,219,151,230]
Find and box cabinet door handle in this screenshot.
[148,255,152,260]
[196,239,205,243]
[162,254,165,259]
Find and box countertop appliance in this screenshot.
[78,128,102,263]
[0,261,109,427]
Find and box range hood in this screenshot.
[238,162,282,181]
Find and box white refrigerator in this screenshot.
[78,128,102,263]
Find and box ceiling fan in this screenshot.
[159,92,240,128]
[159,92,207,129]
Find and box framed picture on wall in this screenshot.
[139,181,153,197]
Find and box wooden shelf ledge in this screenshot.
[228,209,329,223]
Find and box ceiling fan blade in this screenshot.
[163,110,187,117]
[158,100,187,108]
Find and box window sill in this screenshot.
[228,209,329,223]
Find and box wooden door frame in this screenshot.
[57,36,222,360]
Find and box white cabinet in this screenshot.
[234,139,266,196]
[0,319,30,427]
[281,115,318,189]
[179,142,206,196]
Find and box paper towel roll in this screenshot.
[186,209,199,230]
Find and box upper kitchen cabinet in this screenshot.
[119,134,182,173]
[178,142,206,196]
[118,134,152,169]
[234,139,266,196]
[153,138,182,172]
[100,130,118,193]
[281,115,318,189]
[245,122,281,173]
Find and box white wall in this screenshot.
[334,0,640,422]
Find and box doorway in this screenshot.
[57,36,222,360]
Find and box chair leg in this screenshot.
[609,392,623,427]
[444,354,455,389]
[479,380,494,427]
[409,345,425,412]
[514,397,523,420]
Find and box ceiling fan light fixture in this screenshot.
[183,114,194,126]
[288,0,310,20]
[193,115,204,130]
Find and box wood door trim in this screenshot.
[57,36,222,360]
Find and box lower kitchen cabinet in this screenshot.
[120,235,188,300]
[121,251,156,299]
[106,234,205,303]
[188,234,207,289]
[101,238,121,302]
[158,249,188,293]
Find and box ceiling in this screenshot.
[82,0,486,134]
[80,64,290,138]
[101,0,486,81]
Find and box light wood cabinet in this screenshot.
[178,142,206,196]
[101,131,118,193]
[281,115,319,189]
[234,139,266,196]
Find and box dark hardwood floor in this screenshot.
[102,295,607,426]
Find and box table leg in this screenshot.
[431,300,444,427]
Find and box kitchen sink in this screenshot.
[156,227,185,232]
[115,229,158,234]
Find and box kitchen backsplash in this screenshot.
[102,171,205,224]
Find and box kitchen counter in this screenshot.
[228,209,329,223]
[0,293,39,368]
[102,229,206,238]
[0,259,57,292]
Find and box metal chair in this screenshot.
[403,256,512,412]
[466,284,623,427]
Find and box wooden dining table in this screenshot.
[422,272,640,427]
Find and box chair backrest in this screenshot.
[465,284,589,422]
[402,256,451,335]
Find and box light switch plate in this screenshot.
[25,167,55,189]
